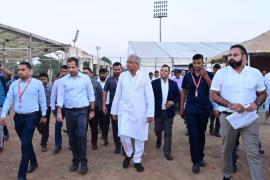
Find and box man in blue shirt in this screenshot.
[0,62,47,180]
[180,54,213,174]
[57,57,95,175]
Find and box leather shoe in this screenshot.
[53,146,62,154]
[123,156,132,168]
[80,165,88,175]
[27,163,38,173]
[198,160,205,167]
[41,145,48,152]
[103,139,109,146]
[114,147,121,154]
[92,144,98,150]
[17,177,26,180]
[156,138,162,149]
[69,163,79,172]
[192,164,200,174]
[165,154,174,161]
[134,163,144,172]
[223,177,230,180]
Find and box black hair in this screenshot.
[60,65,68,70]
[213,64,221,69]
[230,44,248,57]
[154,70,159,73]
[39,72,49,79]
[99,68,108,74]
[192,54,204,61]
[83,67,93,73]
[161,64,170,71]
[67,57,79,66]
[149,72,153,75]
[19,62,32,69]
[113,62,122,67]
[188,63,193,70]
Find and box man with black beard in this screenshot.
[210,44,266,180]
[102,62,123,153]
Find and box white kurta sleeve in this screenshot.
[111,74,123,115]
[145,76,155,117]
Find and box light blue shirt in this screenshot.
[57,72,95,108]
[1,78,47,118]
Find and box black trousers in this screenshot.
[87,107,100,145]
[100,104,111,140]
[154,111,174,155]
[107,105,121,149]
[37,106,51,146]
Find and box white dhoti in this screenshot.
[121,135,145,163]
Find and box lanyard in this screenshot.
[191,75,202,97]
[18,78,32,104]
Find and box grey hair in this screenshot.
[128,54,141,66]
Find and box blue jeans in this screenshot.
[65,107,88,166]
[187,112,210,164]
[14,112,39,178]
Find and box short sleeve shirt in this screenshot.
[103,76,118,106]
[182,71,213,113]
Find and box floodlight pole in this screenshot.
[154,0,168,42]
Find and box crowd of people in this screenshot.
[0,44,268,180]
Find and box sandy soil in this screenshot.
[0,113,269,180]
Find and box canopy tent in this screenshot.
[0,23,70,62]
[210,30,270,64]
[128,41,234,72]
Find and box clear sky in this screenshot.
[0,0,269,58]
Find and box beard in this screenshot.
[99,77,106,81]
[228,59,242,69]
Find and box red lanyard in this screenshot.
[191,75,202,97]
[18,78,32,102]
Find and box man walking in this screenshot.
[210,44,266,180]
[0,62,47,180]
[57,57,95,175]
[111,55,154,172]
[180,54,213,174]
[152,64,180,160]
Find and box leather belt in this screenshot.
[65,106,88,111]
[15,111,38,116]
[222,111,233,115]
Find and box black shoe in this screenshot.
[134,163,144,172]
[213,132,221,137]
[259,149,264,154]
[223,177,230,180]
[192,164,200,174]
[122,156,132,168]
[165,154,174,161]
[198,160,205,167]
[41,145,48,152]
[63,129,68,133]
[69,163,79,172]
[53,146,62,154]
[233,163,238,173]
[27,163,38,173]
[17,177,27,180]
[80,165,88,175]
[92,144,98,150]
[209,129,213,135]
[156,138,162,149]
[103,139,109,146]
[114,147,121,154]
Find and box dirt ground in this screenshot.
[0,112,269,180]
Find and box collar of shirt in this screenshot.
[67,72,83,78]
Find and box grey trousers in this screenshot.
[220,113,264,180]
[154,111,174,156]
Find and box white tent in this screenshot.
[128,41,234,73]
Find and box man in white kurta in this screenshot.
[111,55,154,172]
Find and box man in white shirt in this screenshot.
[210,44,266,180]
[111,55,154,172]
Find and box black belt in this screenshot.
[222,111,233,115]
[15,111,38,116]
[65,106,88,111]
